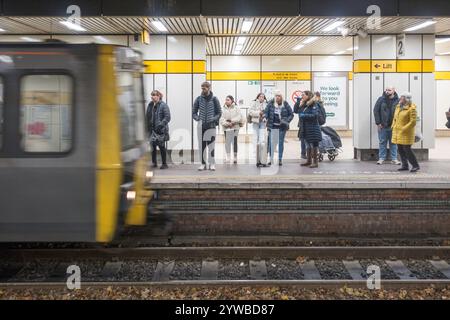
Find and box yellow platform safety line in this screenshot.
[96,45,123,243]
[144,60,206,74]
[353,59,435,73]
[125,155,154,226]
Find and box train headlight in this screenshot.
[126,191,136,201]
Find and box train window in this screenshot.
[0,78,3,149]
[20,75,73,153]
[117,72,145,151]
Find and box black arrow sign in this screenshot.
[374,64,381,68]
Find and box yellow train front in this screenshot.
[0,42,153,242]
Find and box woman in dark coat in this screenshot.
[146,90,171,169]
[299,91,322,168]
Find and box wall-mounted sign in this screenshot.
[261,72,311,81]
[372,60,397,73]
[397,34,406,58]
[141,30,150,45]
[313,73,348,128]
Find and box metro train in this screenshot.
[0,42,153,242]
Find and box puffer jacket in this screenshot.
[299,98,322,143]
[373,92,400,128]
[264,100,293,130]
[220,103,242,131]
[193,91,222,129]
[249,100,267,124]
[146,100,171,141]
[391,103,417,145]
[294,99,307,139]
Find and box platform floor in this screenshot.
[149,159,450,189]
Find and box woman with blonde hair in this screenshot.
[391,92,420,173]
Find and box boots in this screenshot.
[309,147,319,168]
[233,152,238,164]
[301,148,312,166]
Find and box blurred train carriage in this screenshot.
[0,42,153,242]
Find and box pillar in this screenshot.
[353,34,435,161]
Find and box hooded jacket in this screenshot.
[373,92,400,128]
[264,99,293,130]
[299,97,322,143]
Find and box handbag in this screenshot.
[414,132,423,143]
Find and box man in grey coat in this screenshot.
[193,82,222,171]
[373,87,401,165]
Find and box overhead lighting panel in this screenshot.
[323,21,345,32]
[292,44,304,51]
[151,21,168,32]
[303,36,318,44]
[404,21,436,32]
[241,20,253,33]
[59,20,87,32]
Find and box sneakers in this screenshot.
[391,160,402,165]
[376,159,384,165]
[160,164,168,170]
[410,167,420,173]
[209,164,216,171]
[397,167,409,171]
[198,164,207,171]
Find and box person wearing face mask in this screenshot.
[220,95,243,164]
[264,90,294,166]
[145,90,171,169]
[248,93,268,167]
[391,92,420,173]
[373,86,401,165]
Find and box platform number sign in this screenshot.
[397,34,406,58]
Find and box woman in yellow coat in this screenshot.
[391,92,420,172]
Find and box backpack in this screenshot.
[318,103,327,126]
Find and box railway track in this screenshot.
[2,247,450,290]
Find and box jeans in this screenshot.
[224,129,239,155]
[151,142,167,165]
[252,122,266,159]
[198,126,216,165]
[378,127,398,161]
[398,144,419,169]
[268,128,287,162]
[300,138,306,156]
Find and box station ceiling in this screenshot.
[1,16,450,55]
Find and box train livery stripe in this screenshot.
[353,59,435,73]
[96,45,123,243]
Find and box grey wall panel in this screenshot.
[353,73,371,149]
[202,0,299,16]
[102,0,200,16]
[3,0,102,16]
[409,73,423,149]
[399,0,450,17]
[422,73,436,149]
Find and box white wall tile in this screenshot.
[262,56,310,71]
[167,35,192,60]
[312,56,353,71]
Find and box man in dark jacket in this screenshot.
[193,82,222,171]
[146,90,171,169]
[373,87,401,165]
[264,90,293,166]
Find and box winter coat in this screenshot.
[220,103,243,131]
[248,100,267,124]
[193,92,222,129]
[145,100,171,142]
[446,110,450,129]
[294,99,307,139]
[264,100,294,130]
[299,98,322,143]
[391,103,417,145]
[373,92,400,128]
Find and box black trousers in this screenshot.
[201,128,216,165]
[397,144,419,168]
[152,142,167,165]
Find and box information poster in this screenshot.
[313,73,348,128]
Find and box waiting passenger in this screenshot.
[248,93,268,167]
[299,90,322,168]
[264,90,293,166]
[220,95,243,164]
[294,92,308,160]
[146,90,171,169]
[446,108,450,129]
[193,82,222,171]
[391,92,420,173]
[373,87,401,165]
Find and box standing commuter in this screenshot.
[299,91,322,168]
[193,82,222,171]
[294,92,308,160]
[391,92,420,173]
[264,90,294,166]
[446,108,450,129]
[220,95,243,164]
[146,90,171,169]
[373,87,401,165]
[248,93,268,166]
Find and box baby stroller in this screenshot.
[318,126,343,162]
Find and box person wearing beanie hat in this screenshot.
[391,92,420,173]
